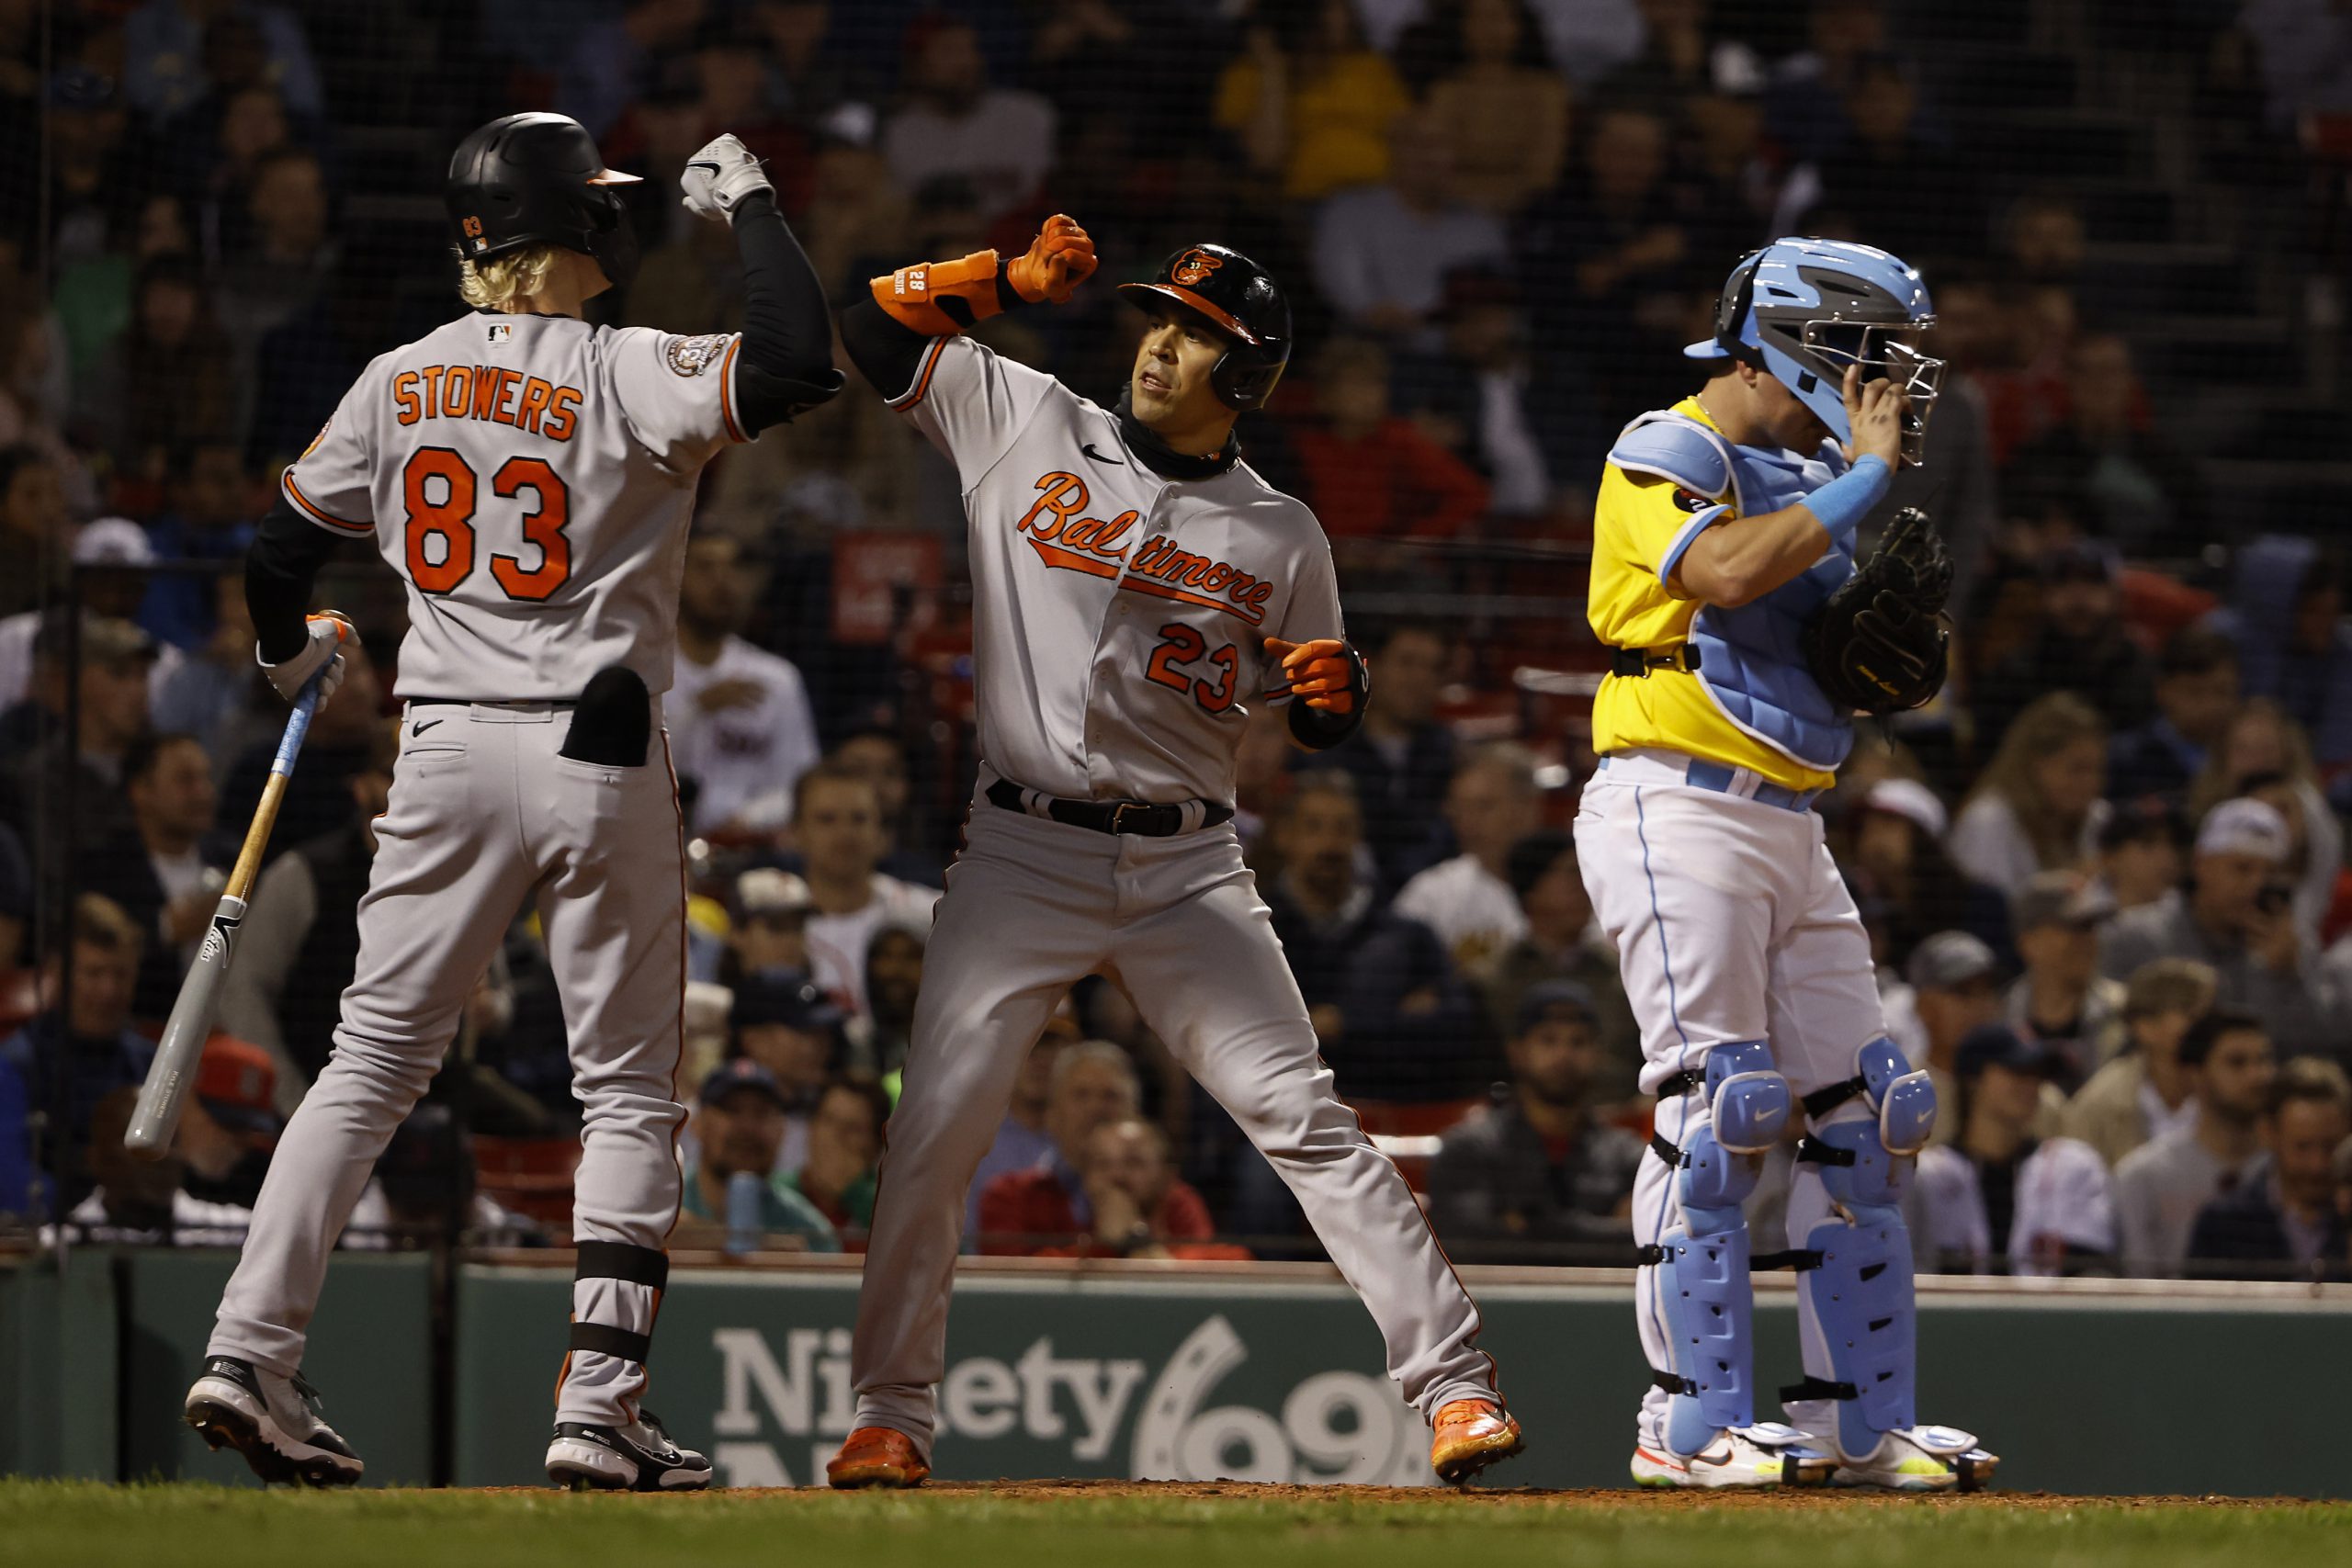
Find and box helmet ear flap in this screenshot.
[1212,350,1283,412]
[1715,249,1766,363]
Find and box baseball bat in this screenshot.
[125,676,325,1156]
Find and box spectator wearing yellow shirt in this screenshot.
[1419,0,1571,217]
[1216,0,1411,202]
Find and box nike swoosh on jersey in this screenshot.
[1080,443,1125,466]
[411,717,445,737]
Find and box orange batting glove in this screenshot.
[1005,214,1097,304]
[1262,637,1357,715]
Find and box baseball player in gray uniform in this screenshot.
[180,115,840,1490]
[820,224,1522,1489]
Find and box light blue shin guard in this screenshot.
[1650,1042,1791,1456]
[1789,1041,1937,1459]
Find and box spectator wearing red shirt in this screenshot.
[975,1039,1140,1253]
[1285,337,1488,574]
[1036,1119,1248,1262]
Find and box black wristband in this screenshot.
[1285,643,1370,750]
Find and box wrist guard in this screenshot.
[871,252,1008,336]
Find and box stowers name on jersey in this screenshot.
[391,364,586,442]
[1017,471,1275,627]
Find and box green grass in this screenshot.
[5,1482,2348,1568]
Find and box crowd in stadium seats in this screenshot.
[4,0,2352,1281]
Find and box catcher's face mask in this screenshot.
[1800,320,1944,467]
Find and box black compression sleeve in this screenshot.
[839,295,933,400]
[729,192,845,434]
[246,496,343,663]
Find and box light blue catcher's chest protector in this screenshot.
[1609,409,1857,773]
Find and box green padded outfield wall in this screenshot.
[0,1251,118,1479]
[115,1249,435,1485]
[0,1249,435,1486]
[453,1268,2352,1496]
[6,1255,2343,1493]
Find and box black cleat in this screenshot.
[184,1356,365,1488]
[545,1411,714,1492]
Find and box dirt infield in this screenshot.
[479,1479,2323,1509]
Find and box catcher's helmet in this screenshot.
[1688,238,1942,465]
[445,112,643,292]
[1119,244,1292,411]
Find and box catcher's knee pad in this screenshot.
[1789,1118,1917,1455]
[1803,1037,1936,1156]
[1704,1039,1792,1154]
[1648,1040,1787,1454]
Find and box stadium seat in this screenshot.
[470,1135,582,1230]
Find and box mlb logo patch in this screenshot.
[487,322,513,344]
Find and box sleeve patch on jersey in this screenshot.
[665,333,730,377]
[300,418,331,460]
[1673,486,1713,513]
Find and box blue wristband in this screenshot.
[1801,455,1891,548]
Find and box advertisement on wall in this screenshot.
[458,1269,1471,1488]
[22,1254,2335,1495]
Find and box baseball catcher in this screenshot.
[1577,237,1996,1492]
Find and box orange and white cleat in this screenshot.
[826,1425,932,1489]
[1430,1398,1523,1484]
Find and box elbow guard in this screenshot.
[871,252,1011,336]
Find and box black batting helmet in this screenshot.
[445,112,643,291]
[1119,244,1292,411]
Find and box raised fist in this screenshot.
[681,134,773,222]
[1005,214,1098,305]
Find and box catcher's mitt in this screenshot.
[1802,506,1952,715]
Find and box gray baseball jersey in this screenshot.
[281,312,748,698]
[210,310,742,1431]
[842,334,1504,1465]
[894,334,1342,805]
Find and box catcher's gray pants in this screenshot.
[847,796,1502,1457]
[209,701,687,1427]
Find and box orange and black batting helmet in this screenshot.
[1119,243,1292,411]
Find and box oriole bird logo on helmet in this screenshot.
[1170,249,1224,287]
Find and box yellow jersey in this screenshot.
[1587,398,1836,793]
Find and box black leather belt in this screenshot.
[985,779,1233,838]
